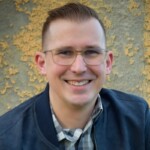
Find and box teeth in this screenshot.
[67,80,89,86]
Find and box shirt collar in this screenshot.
[92,94,103,119]
[51,94,103,142]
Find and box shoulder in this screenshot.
[99,88,150,131]
[0,93,40,136]
[100,88,149,112]
[100,88,147,104]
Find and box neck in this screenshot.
[50,92,96,129]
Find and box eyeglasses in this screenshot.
[43,47,107,66]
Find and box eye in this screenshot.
[55,48,74,56]
[84,48,100,56]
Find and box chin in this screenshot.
[67,95,95,107]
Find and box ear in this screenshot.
[105,51,113,75]
[35,51,47,75]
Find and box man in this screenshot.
[0,2,150,150]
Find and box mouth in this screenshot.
[65,80,91,86]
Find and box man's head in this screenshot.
[36,3,113,110]
[42,2,106,49]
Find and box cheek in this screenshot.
[45,63,67,81]
[90,63,107,77]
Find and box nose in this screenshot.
[70,55,87,74]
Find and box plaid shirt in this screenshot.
[51,95,103,150]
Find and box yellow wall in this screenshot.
[0,0,150,115]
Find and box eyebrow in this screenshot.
[45,45,104,52]
[57,45,102,49]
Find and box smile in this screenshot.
[66,80,91,86]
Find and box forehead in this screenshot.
[43,18,105,49]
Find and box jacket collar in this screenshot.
[35,84,59,147]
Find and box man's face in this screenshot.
[36,18,113,108]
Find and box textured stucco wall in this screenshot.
[0,0,150,115]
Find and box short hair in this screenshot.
[42,2,106,46]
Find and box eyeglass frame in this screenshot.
[43,46,108,66]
